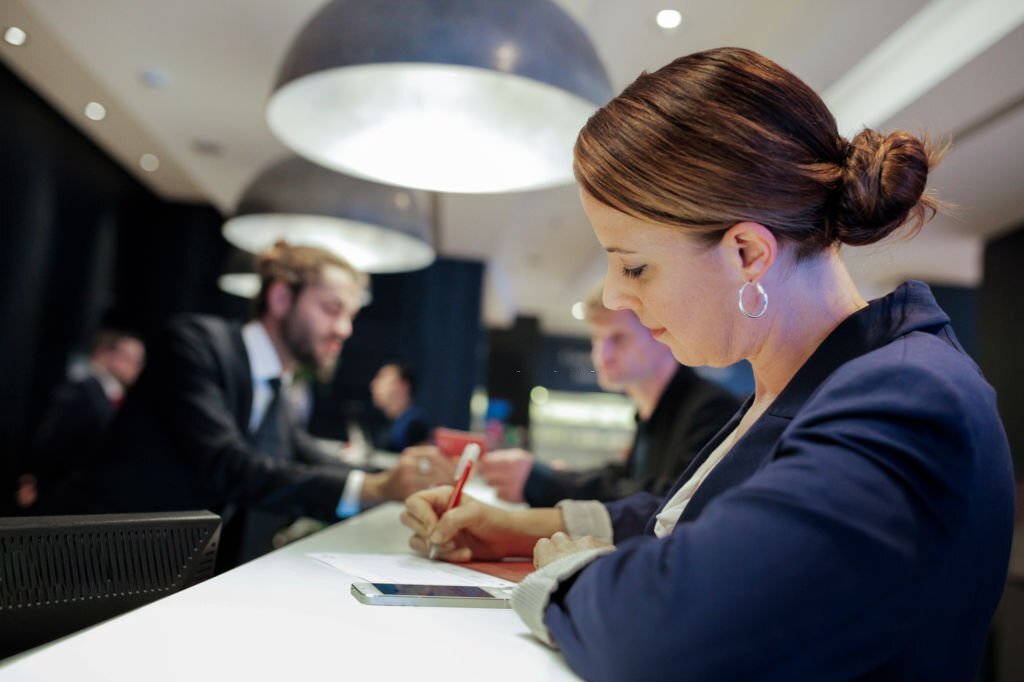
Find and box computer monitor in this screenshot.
[0,510,220,659]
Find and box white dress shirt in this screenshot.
[240,320,363,517]
[241,321,288,433]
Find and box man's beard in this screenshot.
[281,309,339,379]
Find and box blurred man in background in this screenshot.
[480,287,740,506]
[89,242,451,568]
[370,362,433,452]
[15,327,145,510]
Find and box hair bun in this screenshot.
[830,129,940,246]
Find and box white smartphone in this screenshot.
[350,582,513,608]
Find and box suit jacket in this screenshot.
[377,404,433,452]
[543,282,1015,681]
[522,366,740,505]
[96,316,352,533]
[28,373,116,490]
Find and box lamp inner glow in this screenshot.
[223,213,435,274]
[218,273,261,299]
[268,63,599,194]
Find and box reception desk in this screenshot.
[0,501,579,681]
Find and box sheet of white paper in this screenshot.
[308,552,517,588]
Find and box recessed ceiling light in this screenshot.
[655,9,683,30]
[139,154,160,172]
[84,101,106,121]
[571,301,585,320]
[4,26,28,46]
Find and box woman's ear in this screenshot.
[719,222,777,283]
[266,280,294,320]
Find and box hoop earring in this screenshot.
[738,281,768,319]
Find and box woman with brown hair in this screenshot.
[402,48,1013,680]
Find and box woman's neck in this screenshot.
[747,251,866,407]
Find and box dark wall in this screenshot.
[487,316,541,435]
[979,227,1024,477]
[929,284,979,360]
[537,335,600,392]
[0,62,229,502]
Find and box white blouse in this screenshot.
[653,426,739,537]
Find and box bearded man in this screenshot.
[96,243,451,568]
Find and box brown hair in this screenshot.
[252,241,367,316]
[574,47,943,259]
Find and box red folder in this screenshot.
[464,559,534,583]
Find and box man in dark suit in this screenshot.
[16,328,145,510]
[479,288,740,506]
[93,242,452,567]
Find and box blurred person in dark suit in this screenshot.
[479,286,740,506]
[87,242,452,568]
[15,328,145,510]
[369,362,433,452]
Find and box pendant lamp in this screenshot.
[217,246,261,299]
[266,0,612,194]
[222,156,435,274]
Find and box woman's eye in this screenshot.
[621,265,646,280]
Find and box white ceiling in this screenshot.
[3,0,1023,334]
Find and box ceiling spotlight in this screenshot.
[84,101,106,121]
[655,9,683,30]
[266,0,612,194]
[139,154,160,172]
[4,26,27,46]
[571,302,585,320]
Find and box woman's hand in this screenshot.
[401,488,564,562]
[533,532,614,570]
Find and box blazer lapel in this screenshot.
[206,319,253,436]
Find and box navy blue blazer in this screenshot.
[544,282,1015,681]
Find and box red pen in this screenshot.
[428,443,481,560]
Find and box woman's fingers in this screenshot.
[399,509,429,538]
[533,532,610,569]
[402,486,453,530]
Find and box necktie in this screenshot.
[234,377,294,566]
[250,378,292,460]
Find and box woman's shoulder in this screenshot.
[805,329,998,432]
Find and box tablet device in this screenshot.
[351,582,513,608]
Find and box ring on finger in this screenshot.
[417,457,432,476]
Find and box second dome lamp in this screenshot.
[267,0,612,194]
